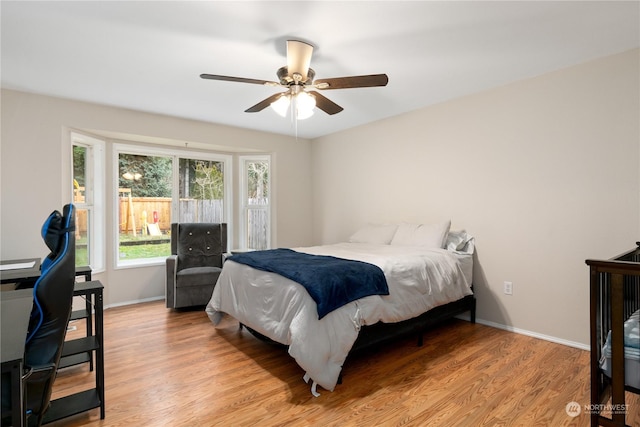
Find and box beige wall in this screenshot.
[2,48,638,347]
[0,89,314,306]
[311,49,640,347]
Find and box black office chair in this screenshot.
[21,204,76,426]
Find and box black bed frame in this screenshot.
[587,244,640,427]
[350,293,476,352]
[243,291,476,384]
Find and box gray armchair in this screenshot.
[166,223,227,309]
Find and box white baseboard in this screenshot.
[101,299,590,352]
[105,295,165,310]
[473,317,589,351]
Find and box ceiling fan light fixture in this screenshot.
[270,94,290,117]
[295,91,316,120]
[270,91,315,120]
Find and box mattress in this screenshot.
[206,242,473,393]
[600,309,640,389]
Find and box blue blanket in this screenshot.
[228,248,389,319]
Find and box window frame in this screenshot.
[239,155,271,250]
[71,132,106,273]
[113,143,232,269]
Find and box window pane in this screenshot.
[178,158,224,223]
[118,153,172,262]
[243,159,269,250]
[247,208,268,250]
[73,145,88,268]
[73,145,86,202]
[72,134,105,272]
[75,207,89,266]
[246,161,269,201]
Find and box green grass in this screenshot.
[119,242,170,260]
[119,233,170,260]
[76,235,89,267]
[76,247,89,267]
[119,233,168,243]
[75,234,171,264]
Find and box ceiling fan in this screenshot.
[200,40,388,120]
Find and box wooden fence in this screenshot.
[119,197,223,234]
[75,209,88,237]
[76,196,267,248]
[179,199,224,224]
[247,199,269,250]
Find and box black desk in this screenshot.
[42,280,105,424]
[1,259,91,285]
[1,287,32,427]
[0,258,41,285]
[2,281,105,425]
[0,260,99,425]
[1,359,25,427]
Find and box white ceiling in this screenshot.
[2,1,639,139]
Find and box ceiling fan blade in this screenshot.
[287,40,314,82]
[200,74,279,86]
[310,91,343,115]
[314,74,389,90]
[245,92,287,113]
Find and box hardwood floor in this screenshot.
[46,301,638,427]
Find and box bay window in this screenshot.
[114,144,231,267]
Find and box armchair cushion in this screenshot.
[176,266,222,287]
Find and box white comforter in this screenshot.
[205,243,473,392]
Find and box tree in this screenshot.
[73,145,86,186]
[247,161,269,200]
[119,154,172,197]
[192,160,224,200]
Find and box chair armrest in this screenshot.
[166,255,178,308]
[166,255,178,283]
[166,254,178,272]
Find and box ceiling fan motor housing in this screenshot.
[277,66,315,86]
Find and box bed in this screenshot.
[587,244,640,427]
[206,222,476,395]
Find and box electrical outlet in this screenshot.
[504,281,513,295]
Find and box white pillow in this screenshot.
[390,220,451,248]
[445,229,475,253]
[349,224,398,245]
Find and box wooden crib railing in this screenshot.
[587,244,640,427]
